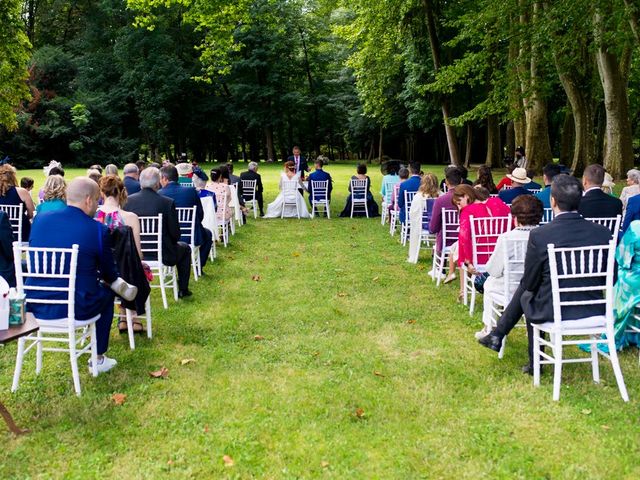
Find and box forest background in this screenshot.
[1,0,640,178]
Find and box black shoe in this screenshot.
[521,364,534,376]
[178,289,193,298]
[478,331,503,352]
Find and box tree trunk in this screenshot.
[485,115,501,167]
[505,121,515,162]
[264,126,275,162]
[623,0,640,45]
[423,0,461,166]
[559,110,574,166]
[378,126,383,163]
[465,122,473,167]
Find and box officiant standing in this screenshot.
[288,146,309,180]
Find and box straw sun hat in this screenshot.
[506,167,531,184]
[176,162,193,176]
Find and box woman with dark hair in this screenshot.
[206,168,234,222]
[474,165,498,194]
[477,195,543,339]
[339,164,380,217]
[0,165,34,242]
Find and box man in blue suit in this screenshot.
[123,163,141,195]
[622,194,640,237]
[307,159,333,212]
[158,165,213,271]
[397,162,422,224]
[28,178,137,373]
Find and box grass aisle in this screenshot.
[0,163,638,478]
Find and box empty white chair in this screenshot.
[532,240,628,401]
[241,179,258,219]
[176,206,201,281]
[0,204,23,242]
[586,215,621,240]
[430,208,459,285]
[310,180,330,218]
[400,191,417,246]
[281,180,301,219]
[350,179,369,218]
[462,215,512,315]
[139,214,178,309]
[11,243,99,396]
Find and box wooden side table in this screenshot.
[0,317,38,435]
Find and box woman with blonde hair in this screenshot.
[408,173,440,263]
[36,175,66,214]
[0,165,35,241]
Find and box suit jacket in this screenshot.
[520,212,612,323]
[621,194,640,237]
[498,186,532,204]
[287,155,309,177]
[240,170,263,198]
[27,206,118,320]
[0,211,15,287]
[124,188,182,266]
[307,169,333,204]
[158,182,208,246]
[124,176,141,195]
[398,175,421,224]
[578,188,623,219]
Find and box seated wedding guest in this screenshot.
[39,163,65,202]
[496,164,516,191]
[0,165,34,242]
[36,175,66,214]
[159,165,213,271]
[473,165,498,194]
[0,211,15,287]
[392,167,410,215]
[476,195,543,339]
[429,167,462,256]
[498,167,533,204]
[525,170,542,190]
[125,167,192,298]
[622,194,640,236]
[176,162,193,185]
[123,163,141,195]
[578,163,622,218]
[408,173,440,263]
[397,162,421,224]
[20,177,34,193]
[339,163,379,217]
[29,177,139,373]
[602,172,615,195]
[439,165,457,192]
[478,174,612,374]
[193,175,217,206]
[380,162,400,206]
[97,175,150,332]
[87,168,102,184]
[240,162,264,216]
[458,165,473,186]
[136,160,147,173]
[105,164,118,176]
[207,169,234,223]
[89,164,103,174]
[535,163,562,208]
[307,159,333,213]
[620,169,640,212]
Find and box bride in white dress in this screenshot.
[264,161,311,218]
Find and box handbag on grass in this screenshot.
[473,272,490,294]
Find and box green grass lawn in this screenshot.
[0,162,638,479]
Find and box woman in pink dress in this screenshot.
[206,168,233,223]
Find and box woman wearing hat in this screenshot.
[497,167,534,204]
[176,162,194,185]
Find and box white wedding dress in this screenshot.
[264,172,311,218]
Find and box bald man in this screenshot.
[28,177,135,373]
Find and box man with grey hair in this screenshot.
[123,163,141,195]
[28,177,138,373]
[125,167,193,297]
[240,161,264,216]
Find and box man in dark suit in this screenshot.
[498,167,533,204]
[307,159,333,212]
[578,163,623,218]
[287,146,309,179]
[124,167,192,298]
[28,178,138,373]
[240,162,264,216]
[479,174,613,374]
[397,162,421,225]
[123,163,141,195]
[158,165,212,272]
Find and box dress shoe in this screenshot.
[478,331,503,352]
[178,289,193,298]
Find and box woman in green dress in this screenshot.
[612,220,640,350]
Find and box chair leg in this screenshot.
[89,323,98,378]
[126,309,135,350]
[326,202,331,219]
[159,270,168,309]
[171,267,179,301]
[145,297,152,339]
[590,335,600,383]
[69,340,82,396]
[11,337,26,392]
[533,328,541,387]
[552,335,563,401]
[469,279,476,316]
[498,336,506,360]
[607,337,629,401]
[35,330,43,375]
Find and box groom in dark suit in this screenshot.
[578,163,622,219]
[287,146,309,180]
[478,174,613,373]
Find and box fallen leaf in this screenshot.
[312,351,320,356]
[374,371,385,377]
[337,292,347,297]
[417,265,425,271]
[263,256,269,261]
[167,460,174,466]
[203,425,210,433]
[581,409,592,415]
[355,407,365,418]
[406,319,416,324]
[180,358,196,366]
[292,252,300,257]
[251,274,261,281]
[111,393,127,405]
[372,276,379,281]
[149,367,169,379]
[321,461,330,468]
[254,335,265,341]
[601,425,610,430]
[223,455,235,467]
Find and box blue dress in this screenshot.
[0,186,30,242]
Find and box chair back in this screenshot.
[0,204,23,241]
[540,207,554,225]
[216,190,229,218]
[442,208,460,249]
[242,180,257,202]
[383,179,399,204]
[181,181,194,188]
[528,188,542,194]
[501,237,528,299]
[176,206,197,246]
[403,191,417,222]
[470,215,512,268]
[311,180,329,203]
[585,215,621,240]
[502,184,513,190]
[138,214,163,264]
[421,198,436,230]
[547,240,616,327]
[351,179,368,201]
[282,180,299,204]
[14,242,79,322]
